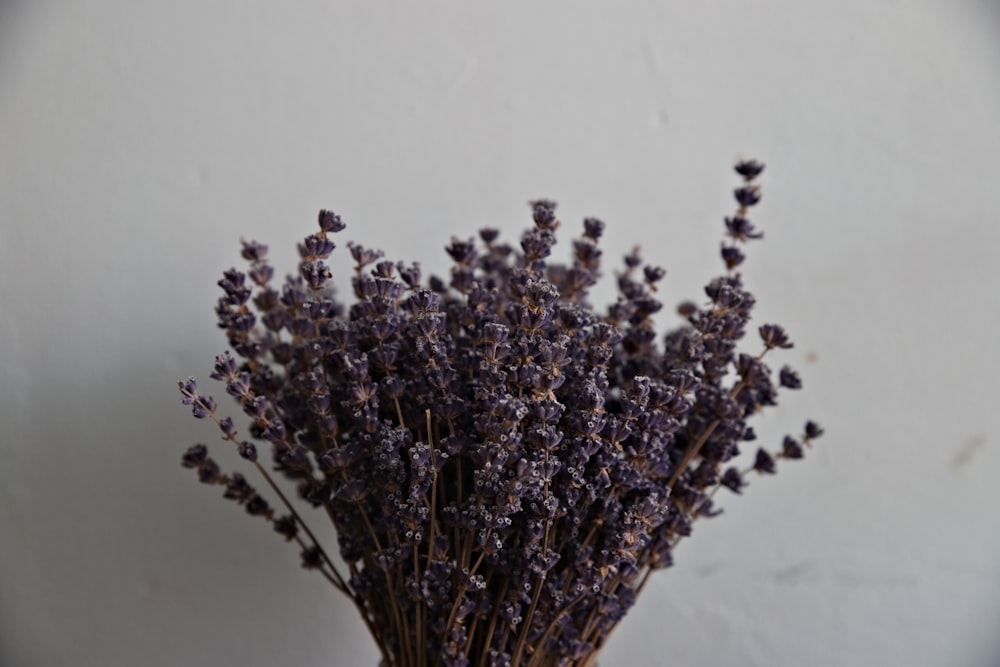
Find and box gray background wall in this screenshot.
[2,2,999,666]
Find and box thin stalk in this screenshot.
[190,399,398,661]
[511,573,545,667]
[252,460,349,591]
[524,590,588,667]
[441,547,489,652]
[475,576,509,667]
[413,544,425,667]
[426,410,440,562]
[352,500,409,667]
[514,446,554,666]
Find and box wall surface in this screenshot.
[2,2,999,666]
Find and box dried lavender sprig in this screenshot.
[564,164,819,659]
[671,419,827,553]
[177,382,351,589]
[180,445,343,587]
[178,381,395,662]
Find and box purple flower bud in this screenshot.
[317,209,345,233]
[218,269,251,305]
[436,397,465,421]
[320,446,355,474]
[697,498,722,518]
[428,275,447,293]
[573,240,602,267]
[530,200,558,230]
[228,311,256,333]
[348,242,384,269]
[303,300,335,320]
[405,290,439,314]
[218,416,236,437]
[225,372,252,398]
[397,262,421,287]
[337,480,371,503]
[209,352,239,382]
[721,467,746,494]
[753,448,777,474]
[624,249,642,269]
[804,421,824,440]
[666,369,701,394]
[643,266,666,284]
[583,217,605,240]
[240,239,269,263]
[190,395,215,419]
[414,312,446,338]
[223,473,254,503]
[197,459,221,484]
[299,234,337,260]
[238,441,258,461]
[734,159,765,180]
[308,387,331,414]
[369,260,395,279]
[779,366,802,389]
[734,185,761,208]
[446,238,478,265]
[262,419,286,443]
[373,278,404,301]
[520,228,555,263]
[736,353,766,384]
[273,515,297,541]
[243,395,268,419]
[300,261,332,290]
[724,216,763,242]
[781,436,804,460]
[721,245,745,270]
[482,322,509,346]
[178,377,198,405]
[249,264,274,286]
[181,444,208,469]
[240,239,267,264]
[300,545,323,569]
[245,495,270,516]
[287,317,313,337]
[759,324,794,350]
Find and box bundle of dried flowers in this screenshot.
[178,160,822,667]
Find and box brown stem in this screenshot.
[511,572,546,667]
[475,576,509,667]
[525,590,589,667]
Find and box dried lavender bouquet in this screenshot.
[178,160,822,667]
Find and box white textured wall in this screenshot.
[2,2,999,666]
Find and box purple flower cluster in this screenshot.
[178,160,821,667]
